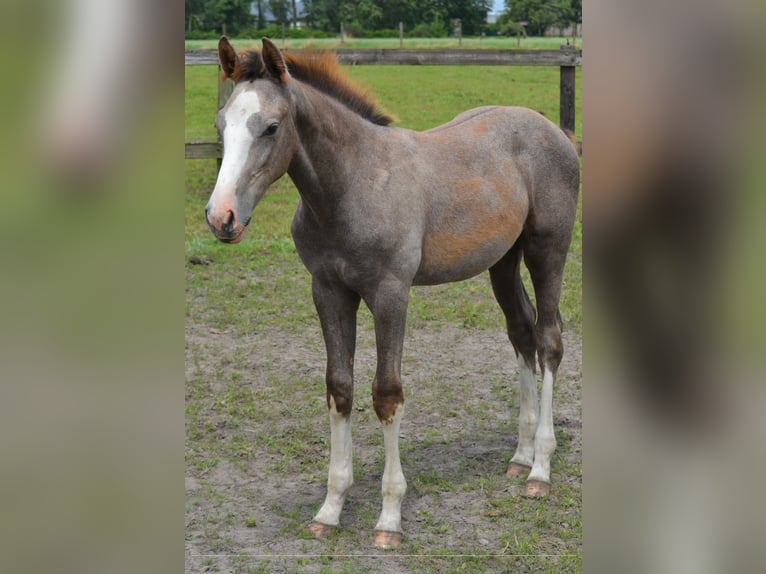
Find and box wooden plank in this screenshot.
[185,142,222,159]
[335,49,581,66]
[185,48,582,67]
[185,50,220,66]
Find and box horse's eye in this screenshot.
[263,123,279,137]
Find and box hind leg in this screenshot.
[489,243,539,479]
[522,232,570,498]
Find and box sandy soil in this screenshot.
[185,319,581,573]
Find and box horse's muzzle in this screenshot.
[205,205,250,244]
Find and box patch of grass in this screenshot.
[272,500,313,537]
[415,508,452,535]
[411,468,455,496]
[185,339,329,472]
[185,66,220,142]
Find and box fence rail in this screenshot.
[185,48,582,67]
[185,47,581,160]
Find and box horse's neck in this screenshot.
[287,83,383,221]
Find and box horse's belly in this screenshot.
[413,228,521,285]
[412,175,527,285]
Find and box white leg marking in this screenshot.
[374,404,407,534]
[511,357,538,468]
[312,397,353,527]
[528,366,557,484]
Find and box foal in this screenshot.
[205,38,580,548]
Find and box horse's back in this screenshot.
[423,106,506,135]
[426,105,574,156]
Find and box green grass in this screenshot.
[186,36,581,51]
[185,63,582,335]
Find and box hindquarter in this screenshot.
[412,111,540,285]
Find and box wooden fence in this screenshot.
[185,46,582,159]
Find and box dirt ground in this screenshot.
[185,317,581,573]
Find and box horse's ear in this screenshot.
[261,37,289,83]
[218,36,238,79]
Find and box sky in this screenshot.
[492,0,504,13]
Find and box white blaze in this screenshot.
[211,90,262,206]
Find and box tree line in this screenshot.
[500,0,581,36]
[185,0,581,38]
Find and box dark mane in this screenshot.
[231,48,394,126]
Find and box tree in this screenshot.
[433,0,492,36]
[253,0,267,28]
[187,0,516,36]
[351,0,385,31]
[185,0,207,30]
[302,0,491,34]
[291,0,299,27]
[302,0,340,31]
[503,0,572,36]
[495,11,526,37]
[203,0,253,35]
[570,0,581,24]
[268,0,290,27]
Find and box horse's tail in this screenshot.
[537,110,581,155]
[562,128,581,155]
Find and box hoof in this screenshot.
[308,521,337,540]
[373,530,402,549]
[524,479,551,498]
[506,462,532,478]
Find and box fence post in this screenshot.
[399,22,403,48]
[559,45,576,134]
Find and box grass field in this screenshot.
[186,60,582,572]
[186,36,581,51]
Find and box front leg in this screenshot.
[365,279,410,549]
[308,276,360,539]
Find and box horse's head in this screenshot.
[205,38,297,244]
